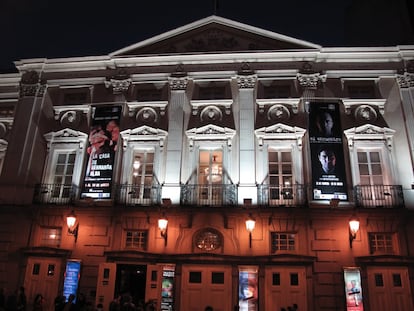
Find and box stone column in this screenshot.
[0,70,47,204]
[162,76,189,204]
[236,74,257,205]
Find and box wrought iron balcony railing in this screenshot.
[180,184,237,206]
[257,184,307,207]
[33,183,79,205]
[115,183,162,206]
[354,185,404,208]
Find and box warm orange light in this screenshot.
[158,218,168,232]
[66,211,77,229]
[245,219,256,232]
[349,219,360,235]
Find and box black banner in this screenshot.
[309,102,348,200]
[81,106,121,199]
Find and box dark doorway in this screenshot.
[115,264,147,306]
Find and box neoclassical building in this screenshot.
[0,15,414,311]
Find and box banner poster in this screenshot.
[344,268,364,311]
[239,269,258,311]
[309,102,348,200]
[161,267,175,311]
[63,260,81,303]
[81,105,121,199]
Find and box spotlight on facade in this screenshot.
[158,217,168,246]
[349,217,360,248]
[245,217,256,248]
[66,210,79,242]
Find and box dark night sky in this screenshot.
[1,0,413,72]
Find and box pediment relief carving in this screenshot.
[44,128,88,150]
[344,124,395,150]
[53,105,90,128]
[191,99,232,116]
[255,124,306,149]
[186,124,236,149]
[120,126,168,149]
[126,101,167,119]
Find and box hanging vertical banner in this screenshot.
[309,102,348,200]
[239,268,258,311]
[344,268,364,311]
[81,105,121,199]
[63,260,81,302]
[161,266,175,311]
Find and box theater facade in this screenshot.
[1,15,414,311]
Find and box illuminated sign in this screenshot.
[344,268,364,311]
[309,102,348,200]
[63,260,81,302]
[81,106,121,199]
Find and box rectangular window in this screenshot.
[268,151,293,202]
[63,91,89,105]
[125,230,148,249]
[263,85,291,98]
[392,274,402,287]
[32,263,40,275]
[199,86,226,99]
[198,150,223,205]
[290,273,299,286]
[41,228,62,247]
[348,84,376,99]
[271,232,296,253]
[374,273,384,287]
[137,89,162,101]
[369,233,395,254]
[272,273,280,286]
[131,151,155,202]
[189,271,202,283]
[211,272,224,284]
[52,152,76,199]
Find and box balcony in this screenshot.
[257,184,307,207]
[116,183,162,206]
[354,185,404,208]
[33,183,79,205]
[180,184,237,206]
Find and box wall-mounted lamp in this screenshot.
[158,217,168,246]
[66,210,79,243]
[245,217,256,248]
[349,217,360,248]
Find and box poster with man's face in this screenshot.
[309,102,348,200]
[81,106,122,199]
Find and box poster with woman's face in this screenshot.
[344,268,364,311]
[81,106,121,199]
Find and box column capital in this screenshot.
[296,73,326,89]
[396,72,414,88]
[105,77,132,94]
[19,70,46,97]
[168,76,189,91]
[236,74,257,89]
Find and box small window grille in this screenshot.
[369,233,394,254]
[40,228,62,247]
[271,232,296,253]
[125,230,148,249]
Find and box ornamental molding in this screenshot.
[53,105,90,126]
[186,124,236,150]
[255,124,306,150]
[344,124,395,150]
[120,126,168,149]
[236,74,257,89]
[256,98,300,115]
[200,105,223,122]
[190,99,233,116]
[0,139,8,152]
[341,99,386,115]
[168,76,189,91]
[0,118,13,138]
[396,72,414,88]
[296,73,326,89]
[126,101,167,118]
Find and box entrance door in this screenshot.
[181,265,232,311]
[367,267,414,311]
[265,266,307,311]
[96,263,117,311]
[24,258,61,311]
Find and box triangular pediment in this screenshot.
[121,126,168,142]
[255,123,306,138]
[111,16,320,56]
[186,124,236,138]
[44,128,88,142]
[344,124,395,138]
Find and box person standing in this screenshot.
[16,287,26,311]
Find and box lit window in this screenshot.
[41,228,62,247]
[271,232,296,253]
[125,230,148,249]
[369,233,395,254]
